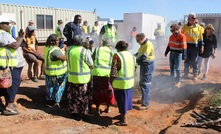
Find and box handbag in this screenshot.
[0,52,12,88]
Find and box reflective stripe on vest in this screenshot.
[67,46,91,84]
[112,51,135,89]
[103,25,116,43]
[0,30,18,67]
[44,46,67,76]
[92,46,113,77]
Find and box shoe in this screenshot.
[39,75,45,80]
[2,103,19,116]
[138,105,149,110]
[52,102,60,108]
[202,74,206,80]
[193,75,198,80]
[198,71,202,77]
[137,99,142,104]
[175,81,181,88]
[33,77,39,82]
[115,121,128,126]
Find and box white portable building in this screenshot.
[0,3,97,43]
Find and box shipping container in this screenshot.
[0,3,97,43]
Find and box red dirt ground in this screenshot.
[0,46,220,134]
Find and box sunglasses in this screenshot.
[192,17,196,19]
[170,30,175,32]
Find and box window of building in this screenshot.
[36,15,53,29]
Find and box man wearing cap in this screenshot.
[99,18,117,47]
[0,15,25,115]
[9,20,16,39]
[181,13,204,80]
[164,24,187,87]
[55,19,65,49]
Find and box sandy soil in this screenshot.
[0,46,220,134]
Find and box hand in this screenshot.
[18,29,24,38]
[211,54,215,59]
[200,46,204,54]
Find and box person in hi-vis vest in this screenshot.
[110,40,136,126]
[0,15,25,115]
[44,34,68,108]
[92,38,115,116]
[99,18,117,48]
[66,35,94,118]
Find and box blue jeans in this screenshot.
[169,52,182,82]
[139,62,154,106]
[184,46,199,75]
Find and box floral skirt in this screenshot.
[67,83,90,114]
[45,73,68,103]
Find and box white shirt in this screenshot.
[0,31,25,67]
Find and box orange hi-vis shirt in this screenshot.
[168,32,187,51]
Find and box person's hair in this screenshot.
[170,24,179,30]
[26,30,35,37]
[74,14,81,22]
[102,38,110,46]
[94,21,98,25]
[115,41,129,51]
[136,33,145,40]
[83,40,89,49]
[73,35,83,46]
[46,34,58,46]
[204,24,215,34]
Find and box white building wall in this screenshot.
[0,3,97,43]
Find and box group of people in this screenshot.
[164,13,217,87]
[0,14,155,127]
[0,12,217,126]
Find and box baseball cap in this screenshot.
[58,19,63,23]
[0,15,10,23]
[107,18,114,25]
[27,26,35,32]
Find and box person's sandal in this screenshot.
[2,109,19,115]
[33,77,39,82]
[39,75,45,80]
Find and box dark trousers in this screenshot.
[184,46,199,75]
[7,67,23,103]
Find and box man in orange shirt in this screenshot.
[164,24,187,87]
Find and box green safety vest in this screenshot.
[112,51,136,89]
[103,25,116,43]
[92,46,113,77]
[55,26,62,39]
[67,46,91,84]
[0,30,18,67]
[44,46,67,76]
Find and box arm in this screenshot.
[110,54,120,83]
[99,26,105,46]
[7,29,24,49]
[85,49,94,69]
[164,46,170,57]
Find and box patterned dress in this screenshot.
[67,83,90,114]
[45,73,68,103]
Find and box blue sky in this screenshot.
[1,0,221,23]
